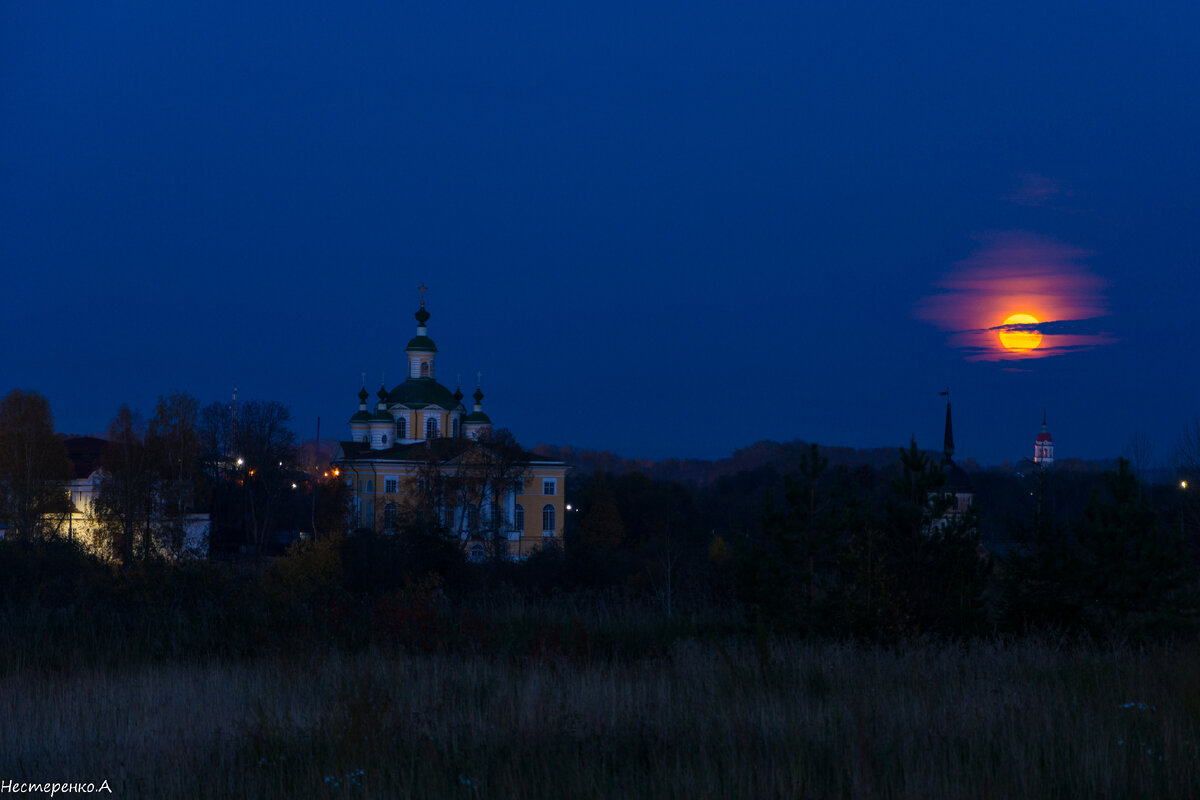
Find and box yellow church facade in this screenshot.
[332,294,567,561]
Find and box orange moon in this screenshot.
[998,313,1043,352]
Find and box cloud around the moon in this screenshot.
[915,231,1113,361]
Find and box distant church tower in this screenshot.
[1034,408,1054,466]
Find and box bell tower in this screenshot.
[1034,408,1054,466]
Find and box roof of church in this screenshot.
[387,377,459,409]
[349,410,372,422]
[464,411,492,424]
[1035,432,1053,443]
[405,335,437,353]
[943,460,973,492]
[335,437,563,465]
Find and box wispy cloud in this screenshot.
[1007,173,1063,208]
[915,231,1114,361]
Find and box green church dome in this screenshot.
[388,378,458,409]
[405,335,438,353]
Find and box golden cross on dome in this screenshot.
[418,283,428,306]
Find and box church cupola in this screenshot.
[369,382,395,450]
[406,285,438,380]
[349,381,372,445]
[463,379,493,440]
[1034,408,1054,466]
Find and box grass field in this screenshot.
[3,635,1199,799]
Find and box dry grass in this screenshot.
[3,638,1199,799]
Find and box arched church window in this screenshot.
[542,504,555,535]
[426,416,439,439]
[397,417,407,439]
[468,543,486,563]
[383,502,398,530]
[514,504,525,531]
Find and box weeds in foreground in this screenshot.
[2,638,1199,799]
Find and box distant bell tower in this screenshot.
[1034,408,1054,466]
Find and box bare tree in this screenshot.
[1124,429,1156,495]
[234,401,297,552]
[93,405,153,563]
[451,429,528,561]
[146,392,204,558]
[0,390,70,540]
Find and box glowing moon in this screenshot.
[998,313,1043,352]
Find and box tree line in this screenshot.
[0,389,343,563]
[2,386,1198,639]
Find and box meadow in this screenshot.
[3,632,1199,799]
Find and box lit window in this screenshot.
[426,416,440,439]
[514,504,525,530]
[542,504,555,534]
[543,479,556,496]
[385,478,397,494]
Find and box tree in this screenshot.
[146,392,205,557]
[879,439,987,634]
[1072,458,1192,631]
[0,390,70,540]
[93,405,154,563]
[234,401,298,552]
[451,429,528,561]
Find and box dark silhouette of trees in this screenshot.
[0,390,70,540]
[93,405,153,563]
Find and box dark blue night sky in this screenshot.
[3,1,1198,466]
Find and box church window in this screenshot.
[385,477,397,494]
[366,479,373,493]
[426,416,440,439]
[383,502,398,529]
[397,417,407,439]
[468,543,486,563]
[514,504,525,531]
[382,434,388,446]
[421,362,430,377]
[453,418,461,437]
[542,504,555,535]
[542,479,556,496]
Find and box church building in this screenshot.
[331,290,568,560]
[1034,408,1054,466]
